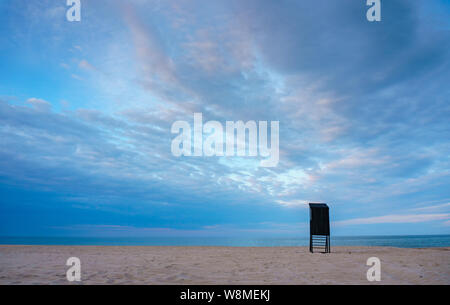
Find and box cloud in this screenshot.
[78,59,96,71]
[335,214,450,226]
[71,74,84,81]
[275,200,309,208]
[411,203,450,212]
[1,0,450,236]
[26,98,51,111]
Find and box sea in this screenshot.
[1,235,450,248]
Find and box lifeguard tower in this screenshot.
[309,203,330,253]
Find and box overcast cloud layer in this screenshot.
[0,0,449,237]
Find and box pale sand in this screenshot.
[0,246,448,285]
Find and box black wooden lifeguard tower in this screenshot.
[309,203,330,253]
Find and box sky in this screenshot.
[0,0,449,238]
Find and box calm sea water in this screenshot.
[1,235,449,248]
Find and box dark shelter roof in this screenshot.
[309,203,328,209]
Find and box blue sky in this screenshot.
[0,0,449,237]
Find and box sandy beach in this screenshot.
[0,245,448,285]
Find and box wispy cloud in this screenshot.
[335,214,450,226]
[26,98,52,111]
[411,203,450,212]
[275,200,310,208]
